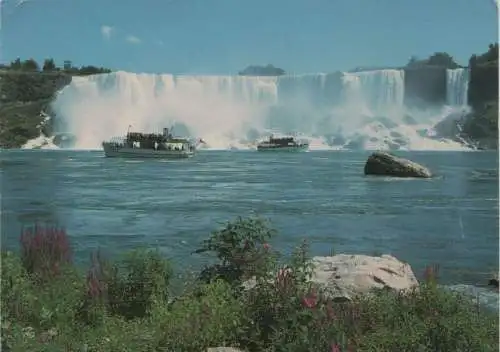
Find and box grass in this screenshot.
[1,217,498,352]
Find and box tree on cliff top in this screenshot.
[469,43,498,67]
[42,58,57,72]
[77,65,112,75]
[238,64,286,76]
[3,58,112,76]
[427,52,460,68]
[405,52,460,69]
[7,58,39,71]
[9,58,22,70]
[21,59,40,71]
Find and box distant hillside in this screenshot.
[0,58,112,148]
[238,64,285,76]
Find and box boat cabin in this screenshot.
[103,127,196,152]
[269,136,295,145]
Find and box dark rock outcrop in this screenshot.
[459,102,499,150]
[464,44,498,149]
[468,64,498,109]
[488,274,498,289]
[364,152,432,178]
[403,66,447,107]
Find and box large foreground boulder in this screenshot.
[310,254,419,301]
[244,254,419,302]
[364,151,432,178]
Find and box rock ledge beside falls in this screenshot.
[364,151,433,178]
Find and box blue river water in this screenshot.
[1,150,498,290]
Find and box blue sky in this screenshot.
[1,0,498,74]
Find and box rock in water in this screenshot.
[488,274,499,289]
[364,151,432,178]
[310,254,419,301]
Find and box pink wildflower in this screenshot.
[302,289,318,309]
[331,343,341,352]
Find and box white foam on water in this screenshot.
[21,134,59,150]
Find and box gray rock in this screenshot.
[364,151,432,178]
[488,274,498,288]
[207,348,245,352]
[243,254,419,302]
[310,254,419,301]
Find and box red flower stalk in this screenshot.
[331,343,341,352]
[302,288,318,309]
[20,224,72,278]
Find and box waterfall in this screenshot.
[49,68,469,151]
[446,68,469,106]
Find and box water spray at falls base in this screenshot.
[46,68,471,151]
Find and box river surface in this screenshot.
[1,150,498,288]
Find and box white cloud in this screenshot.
[101,25,114,40]
[126,35,141,44]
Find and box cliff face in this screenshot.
[403,67,447,107]
[461,101,498,150]
[468,64,498,110]
[0,71,72,148]
[463,45,499,150]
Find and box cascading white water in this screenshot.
[48,68,471,151]
[342,70,405,110]
[446,68,469,106]
[52,72,278,149]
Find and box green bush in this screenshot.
[156,279,244,351]
[106,248,173,319]
[1,216,498,352]
[195,216,278,286]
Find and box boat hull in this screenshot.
[103,144,194,159]
[256,145,309,152]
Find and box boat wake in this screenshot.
[24,69,473,151]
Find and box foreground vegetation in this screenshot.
[1,218,498,352]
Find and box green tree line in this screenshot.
[0,58,112,76]
[405,43,498,69]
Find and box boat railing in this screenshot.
[104,136,127,145]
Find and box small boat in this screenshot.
[256,134,309,152]
[102,127,201,159]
